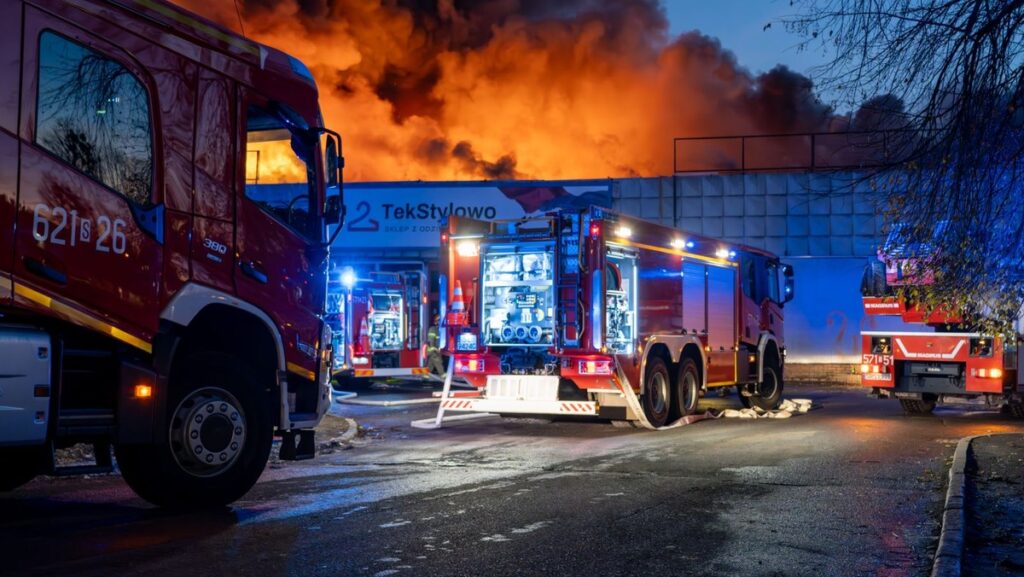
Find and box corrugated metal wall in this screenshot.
[612,173,885,257]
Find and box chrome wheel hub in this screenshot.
[170,387,246,478]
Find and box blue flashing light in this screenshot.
[340,267,357,289]
[686,240,695,249]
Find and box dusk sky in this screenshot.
[667,1,827,80]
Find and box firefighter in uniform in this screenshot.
[426,314,445,376]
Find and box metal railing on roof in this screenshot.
[673,130,913,174]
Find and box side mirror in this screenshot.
[322,130,345,248]
[325,194,343,226]
[782,263,795,303]
[325,135,341,189]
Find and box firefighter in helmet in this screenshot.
[426,313,445,376]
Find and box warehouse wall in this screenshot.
[611,173,885,257]
[609,173,895,365]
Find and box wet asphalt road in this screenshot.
[2,385,1023,577]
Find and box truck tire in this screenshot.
[748,363,784,411]
[899,397,936,415]
[115,352,274,508]
[0,447,45,491]
[641,357,671,427]
[1005,401,1023,419]
[672,358,700,417]
[737,385,752,409]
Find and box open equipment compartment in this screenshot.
[604,244,638,354]
[368,287,404,351]
[480,241,556,348]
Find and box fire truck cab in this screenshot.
[438,207,794,427]
[859,227,1024,416]
[0,0,343,506]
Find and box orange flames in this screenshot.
[174,0,843,182]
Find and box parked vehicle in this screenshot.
[328,268,436,387]
[0,0,344,506]
[436,207,794,427]
[860,234,1023,416]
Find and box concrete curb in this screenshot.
[337,396,441,407]
[932,432,1024,577]
[931,434,974,577]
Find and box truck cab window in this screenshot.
[741,257,756,300]
[36,31,153,205]
[244,104,318,241]
[766,261,781,303]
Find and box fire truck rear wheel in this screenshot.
[673,358,700,417]
[116,352,274,508]
[0,447,46,491]
[748,364,783,411]
[642,357,671,427]
[899,397,936,415]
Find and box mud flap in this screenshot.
[613,358,713,430]
[279,430,315,460]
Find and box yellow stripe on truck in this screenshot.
[128,0,261,57]
[13,283,152,353]
[286,362,316,381]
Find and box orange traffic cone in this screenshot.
[447,280,468,326]
[358,316,370,352]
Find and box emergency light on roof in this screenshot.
[340,268,356,289]
[715,248,732,259]
[615,226,632,238]
[671,238,686,250]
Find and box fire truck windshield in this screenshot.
[244,105,321,242]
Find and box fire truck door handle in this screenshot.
[24,257,67,285]
[240,260,268,284]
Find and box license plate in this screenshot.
[486,375,559,401]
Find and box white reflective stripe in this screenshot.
[895,337,966,360]
[864,331,982,337]
[442,398,598,415]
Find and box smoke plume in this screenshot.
[173,0,844,180]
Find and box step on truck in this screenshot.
[328,268,438,386]
[437,207,794,427]
[0,0,345,506]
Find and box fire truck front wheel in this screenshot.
[899,396,936,415]
[1008,401,1024,419]
[641,357,671,427]
[748,363,784,411]
[116,352,274,508]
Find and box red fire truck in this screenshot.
[436,207,794,427]
[328,267,436,386]
[860,251,1024,416]
[0,0,343,506]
